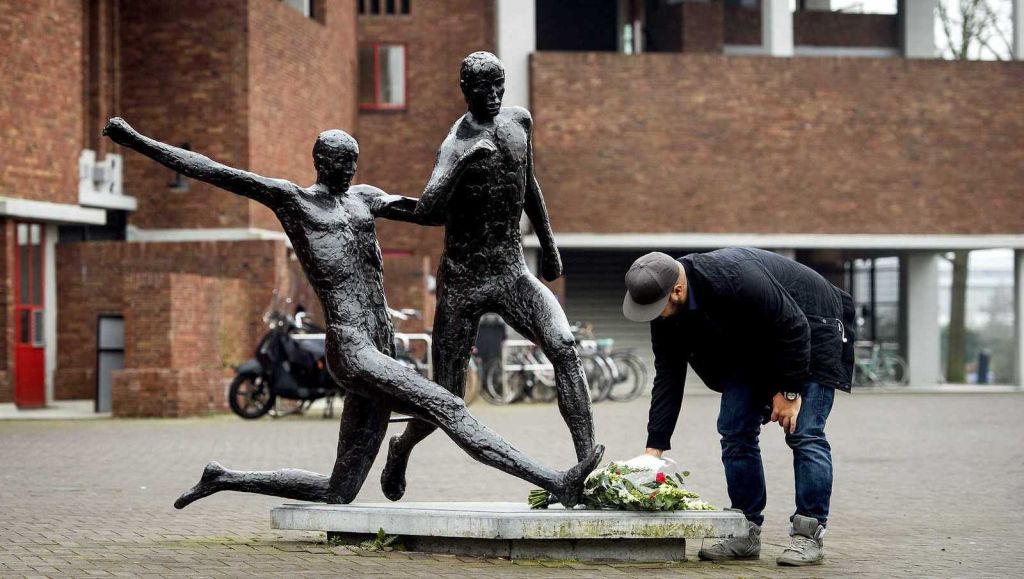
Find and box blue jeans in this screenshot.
[717,381,835,527]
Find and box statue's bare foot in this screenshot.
[381,436,409,501]
[553,444,605,509]
[174,462,228,509]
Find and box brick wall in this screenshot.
[112,272,246,417]
[247,0,357,232]
[725,6,899,48]
[116,0,251,230]
[357,0,494,266]
[723,5,761,46]
[55,239,285,400]
[84,0,120,155]
[0,221,12,402]
[682,3,724,54]
[531,53,1024,235]
[0,1,83,205]
[794,12,898,48]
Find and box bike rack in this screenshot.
[293,332,433,380]
[501,339,553,372]
[395,332,433,380]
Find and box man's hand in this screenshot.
[770,392,801,434]
[540,244,563,281]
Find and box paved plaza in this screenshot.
[2,391,1022,577]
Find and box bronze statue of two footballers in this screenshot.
[104,52,601,509]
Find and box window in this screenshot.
[359,0,410,15]
[280,0,313,18]
[359,43,406,110]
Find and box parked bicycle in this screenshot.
[853,340,909,387]
[572,322,648,402]
[480,322,650,405]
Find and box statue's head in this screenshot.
[460,51,504,121]
[313,130,358,189]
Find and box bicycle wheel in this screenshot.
[482,360,524,405]
[580,353,612,402]
[877,353,909,386]
[463,357,481,405]
[606,352,648,402]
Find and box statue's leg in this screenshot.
[174,463,330,509]
[174,392,389,509]
[381,287,481,500]
[499,274,596,462]
[326,392,392,503]
[348,345,604,507]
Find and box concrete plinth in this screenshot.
[271,502,748,561]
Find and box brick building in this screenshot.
[1,0,1023,413]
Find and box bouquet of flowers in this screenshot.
[529,458,715,511]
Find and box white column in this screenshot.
[495,0,536,108]
[1014,0,1024,59]
[903,0,936,58]
[903,252,942,386]
[44,224,58,405]
[1014,250,1024,388]
[762,0,794,57]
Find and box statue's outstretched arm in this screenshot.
[412,135,496,224]
[520,111,562,282]
[103,117,295,206]
[369,193,435,224]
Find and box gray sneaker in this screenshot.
[698,513,761,562]
[777,514,826,566]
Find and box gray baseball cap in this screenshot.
[622,252,680,322]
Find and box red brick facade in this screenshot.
[531,53,1024,235]
[0,222,13,401]
[112,273,248,417]
[117,0,252,230]
[357,0,495,262]
[723,6,899,49]
[3,1,1022,410]
[54,240,285,404]
[0,1,84,206]
[247,0,358,231]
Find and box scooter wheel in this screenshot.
[228,373,276,419]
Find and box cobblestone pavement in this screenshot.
[2,391,1022,577]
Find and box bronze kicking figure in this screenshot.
[103,117,603,508]
[376,52,596,501]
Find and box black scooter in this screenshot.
[228,308,340,419]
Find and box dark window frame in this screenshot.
[359,0,410,16]
[359,42,408,112]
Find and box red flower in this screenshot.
[655,472,666,484]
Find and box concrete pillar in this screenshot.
[1014,0,1024,60]
[902,252,942,386]
[495,0,535,108]
[902,0,936,58]
[1015,250,1024,387]
[762,0,794,57]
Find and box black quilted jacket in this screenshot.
[646,247,855,450]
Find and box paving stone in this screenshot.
[1,393,1023,576]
